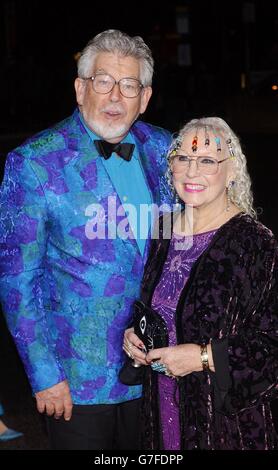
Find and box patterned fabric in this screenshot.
[0,109,173,404]
[152,230,216,450]
[140,213,278,449]
[82,117,153,258]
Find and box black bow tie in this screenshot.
[94,140,135,161]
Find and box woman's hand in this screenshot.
[123,328,149,366]
[146,343,214,378]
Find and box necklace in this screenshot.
[175,205,239,236]
[191,206,228,235]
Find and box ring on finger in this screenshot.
[151,362,167,373]
[129,351,135,360]
[165,369,173,377]
[165,369,176,379]
[127,347,134,359]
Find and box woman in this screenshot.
[123,117,278,450]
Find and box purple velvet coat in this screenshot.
[140,213,278,450]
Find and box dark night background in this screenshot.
[0,0,277,450]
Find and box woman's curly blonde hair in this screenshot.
[166,117,257,218]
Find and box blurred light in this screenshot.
[74,52,81,62]
[271,85,278,91]
[241,73,246,89]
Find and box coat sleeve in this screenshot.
[212,242,278,415]
[0,149,66,392]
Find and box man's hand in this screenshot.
[35,380,73,421]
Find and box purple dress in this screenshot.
[151,229,216,450]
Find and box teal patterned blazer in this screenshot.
[0,109,172,404]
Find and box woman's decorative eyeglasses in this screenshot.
[172,155,232,175]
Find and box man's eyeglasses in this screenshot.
[172,155,232,176]
[84,73,144,98]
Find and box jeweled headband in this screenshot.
[170,127,235,157]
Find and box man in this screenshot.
[0,30,172,449]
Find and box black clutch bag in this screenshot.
[119,300,169,386]
[133,300,169,352]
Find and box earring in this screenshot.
[226,181,234,211]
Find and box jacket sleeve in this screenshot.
[0,149,66,392]
[211,244,278,415]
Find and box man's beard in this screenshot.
[90,120,130,141]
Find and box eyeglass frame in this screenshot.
[83,72,144,98]
[171,154,233,175]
